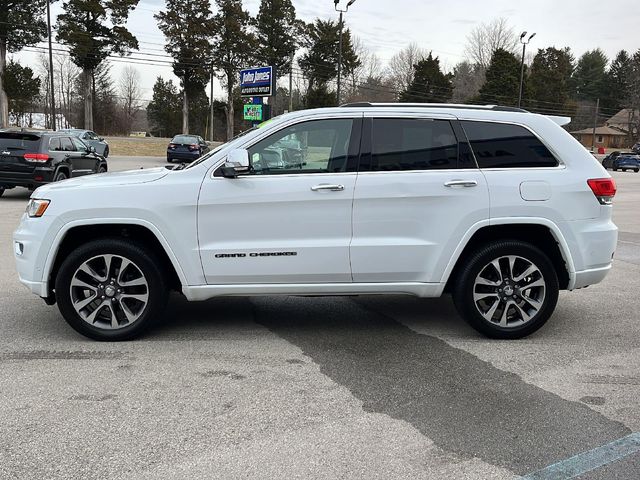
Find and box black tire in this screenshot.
[613,168,618,171]
[98,165,107,174]
[622,169,627,172]
[103,146,109,158]
[452,240,559,339]
[54,170,68,182]
[55,238,168,341]
[0,187,4,197]
[634,169,639,173]
[166,156,173,163]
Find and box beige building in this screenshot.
[571,126,627,150]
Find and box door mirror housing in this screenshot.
[86,145,96,154]
[222,149,250,178]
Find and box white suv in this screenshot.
[13,104,618,341]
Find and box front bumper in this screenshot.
[13,212,61,298]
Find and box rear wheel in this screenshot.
[55,239,168,341]
[55,170,68,182]
[98,165,107,174]
[452,240,559,339]
[0,187,4,197]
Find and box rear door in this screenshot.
[350,114,490,284]
[0,132,42,183]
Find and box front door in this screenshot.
[350,115,490,284]
[197,117,361,285]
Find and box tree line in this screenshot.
[1,5,638,141]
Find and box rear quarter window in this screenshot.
[461,121,558,168]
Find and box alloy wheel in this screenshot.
[69,254,149,330]
[472,255,546,328]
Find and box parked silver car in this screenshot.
[60,129,109,157]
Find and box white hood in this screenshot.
[34,167,170,195]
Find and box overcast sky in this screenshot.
[15,0,640,103]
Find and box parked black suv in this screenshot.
[0,131,107,197]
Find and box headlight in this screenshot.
[26,199,50,218]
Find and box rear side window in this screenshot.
[461,121,558,168]
[0,133,41,152]
[61,137,75,152]
[371,119,458,171]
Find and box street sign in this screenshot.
[243,104,263,122]
[240,66,275,97]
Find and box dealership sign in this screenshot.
[240,66,275,97]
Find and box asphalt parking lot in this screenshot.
[0,157,639,479]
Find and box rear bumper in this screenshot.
[573,265,612,290]
[0,167,55,189]
[167,151,200,162]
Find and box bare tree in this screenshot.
[119,66,141,135]
[387,42,427,93]
[451,61,485,103]
[464,18,519,69]
[54,54,79,129]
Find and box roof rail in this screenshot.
[339,102,528,113]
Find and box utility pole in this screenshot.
[518,31,536,109]
[591,98,600,152]
[289,54,293,112]
[46,0,56,130]
[209,69,215,142]
[334,0,357,106]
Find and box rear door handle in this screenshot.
[444,180,478,188]
[311,184,345,192]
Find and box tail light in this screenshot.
[168,143,176,149]
[587,178,616,205]
[188,144,199,151]
[23,153,50,163]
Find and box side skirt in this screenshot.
[182,282,444,302]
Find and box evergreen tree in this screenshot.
[606,50,632,111]
[399,53,452,103]
[298,19,360,105]
[4,60,41,124]
[256,0,299,75]
[478,48,522,106]
[0,0,48,127]
[211,0,256,140]
[147,77,182,138]
[156,0,213,135]
[304,84,336,109]
[56,0,139,130]
[572,49,608,102]
[528,47,574,113]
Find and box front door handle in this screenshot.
[311,184,345,192]
[444,180,478,188]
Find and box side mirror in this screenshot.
[87,145,96,153]
[99,137,104,141]
[221,149,250,178]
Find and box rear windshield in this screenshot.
[172,135,198,144]
[0,133,41,151]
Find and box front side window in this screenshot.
[71,137,87,151]
[247,119,354,175]
[370,118,458,171]
[461,121,558,168]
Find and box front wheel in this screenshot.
[55,239,168,340]
[452,241,559,339]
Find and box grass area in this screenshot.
[104,136,223,157]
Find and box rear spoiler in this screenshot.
[547,115,571,127]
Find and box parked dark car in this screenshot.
[612,154,640,172]
[601,151,622,169]
[166,134,209,163]
[0,131,107,197]
[60,129,110,157]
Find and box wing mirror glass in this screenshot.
[221,149,250,178]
